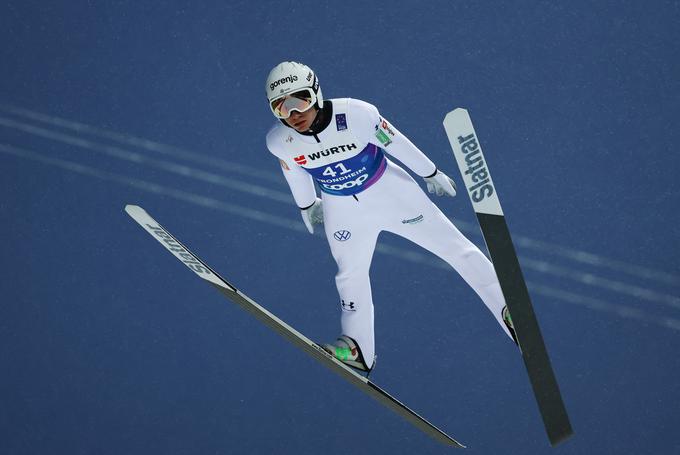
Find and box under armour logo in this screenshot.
[341,300,356,311]
[285,135,294,143]
[334,230,351,241]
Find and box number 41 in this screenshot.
[322,163,351,177]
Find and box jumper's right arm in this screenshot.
[266,128,317,208]
[278,157,317,210]
[267,131,323,233]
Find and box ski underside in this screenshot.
[443,108,573,446]
[125,205,465,448]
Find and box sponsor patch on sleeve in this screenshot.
[279,159,290,170]
[374,117,395,147]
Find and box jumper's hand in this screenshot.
[424,170,457,197]
[301,198,324,234]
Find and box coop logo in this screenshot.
[322,173,369,191]
[458,133,495,203]
[145,224,212,275]
[269,75,298,91]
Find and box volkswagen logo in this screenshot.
[333,230,351,241]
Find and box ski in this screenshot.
[442,109,573,446]
[124,205,465,448]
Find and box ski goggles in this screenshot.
[269,88,317,119]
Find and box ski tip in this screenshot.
[124,204,143,215]
[444,107,468,119]
[125,204,152,221]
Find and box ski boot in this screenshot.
[322,335,374,373]
[502,305,519,346]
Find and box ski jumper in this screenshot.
[266,98,512,366]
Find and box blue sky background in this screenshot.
[1,1,679,454]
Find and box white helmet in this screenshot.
[265,61,323,118]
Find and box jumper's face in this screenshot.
[284,107,317,133]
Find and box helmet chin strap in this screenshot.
[306,105,325,132]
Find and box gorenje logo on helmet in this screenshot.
[269,75,298,91]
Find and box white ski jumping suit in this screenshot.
[266,98,512,367]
